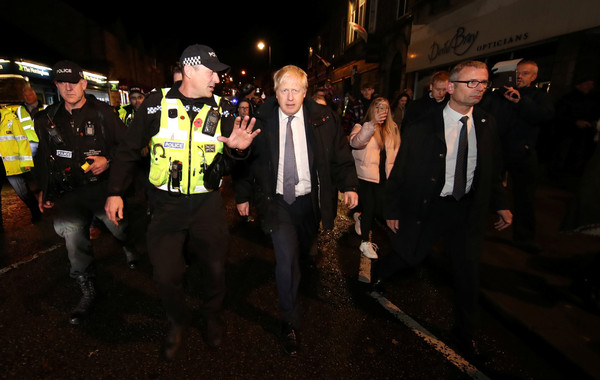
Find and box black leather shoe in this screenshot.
[162,324,184,361]
[370,278,385,295]
[280,322,298,357]
[127,260,138,270]
[204,317,225,348]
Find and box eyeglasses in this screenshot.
[452,80,492,89]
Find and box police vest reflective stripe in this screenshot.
[118,105,135,127]
[148,92,224,194]
[10,105,39,143]
[0,108,34,176]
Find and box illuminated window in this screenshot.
[347,0,367,44]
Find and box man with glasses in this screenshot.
[372,60,512,359]
[481,60,554,254]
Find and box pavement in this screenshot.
[474,177,600,379]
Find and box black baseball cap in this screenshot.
[129,87,144,95]
[180,44,230,72]
[52,60,85,83]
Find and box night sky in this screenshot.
[67,1,338,78]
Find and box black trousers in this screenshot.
[146,189,229,326]
[376,195,480,342]
[270,194,318,328]
[357,179,384,241]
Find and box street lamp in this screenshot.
[257,41,271,68]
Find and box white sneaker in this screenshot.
[353,212,362,236]
[359,241,378,259]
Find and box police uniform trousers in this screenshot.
[146,188,229,327]
[53,180,131,278]
[377,194,480,343]
[270,193,318,328]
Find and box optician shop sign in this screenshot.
[406,0,600,72]
[426,26,530,64]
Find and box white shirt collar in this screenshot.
[443,103,473,123]
[279,106,304,122]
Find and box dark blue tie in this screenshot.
[283,116,298,204]
[453,116,469,200]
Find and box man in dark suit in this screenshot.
[234,65,359,357]
[481,60,554,253]
[401,70,450,135]
[372,60,513,357]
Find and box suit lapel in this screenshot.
[303,104,316,171]
[266,108,281,179]
[434,111,446,143]
[472,107,488,189]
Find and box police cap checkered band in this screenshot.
[182,56,203,66]
[180,44,230,72]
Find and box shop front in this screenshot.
[406,0,600,100]
[0,57,112,107]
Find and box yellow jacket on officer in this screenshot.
[0,108,34,176]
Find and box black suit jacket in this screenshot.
[385,105,507,263]
[234,97,358,233]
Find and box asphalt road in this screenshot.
[0,178,576,379]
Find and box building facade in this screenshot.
[308,0,600,113]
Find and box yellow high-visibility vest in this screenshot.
[148,92,224,194]
[0,108,34,176]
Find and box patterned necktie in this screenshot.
[283,115,298,204]
[452,116,469,200]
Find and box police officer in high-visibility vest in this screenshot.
[8,103,40,156]
[32,60,139,325]
[0,107,41,231]
[117,87,145,127]
[105,44,260,360]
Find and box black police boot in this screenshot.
[69,275,96,325]
[280,321,299,357]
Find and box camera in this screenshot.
[492,70,516,90]
[170,160,183,189]
[202,108,220,136]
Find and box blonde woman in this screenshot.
[350,97,401,259]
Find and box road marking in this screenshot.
[0,243,63,276]
[370,291,491,380]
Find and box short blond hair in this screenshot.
[449,61,488,81]
[273,65,308,92]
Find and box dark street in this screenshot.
[1,176,596,379]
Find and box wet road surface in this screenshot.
[0,179,578,379]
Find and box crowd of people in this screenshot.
[0,44,598,362]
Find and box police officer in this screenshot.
[105,44,259,360]
[32,60,139,325]
[0,106,40,231]
[118,87,145,127]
